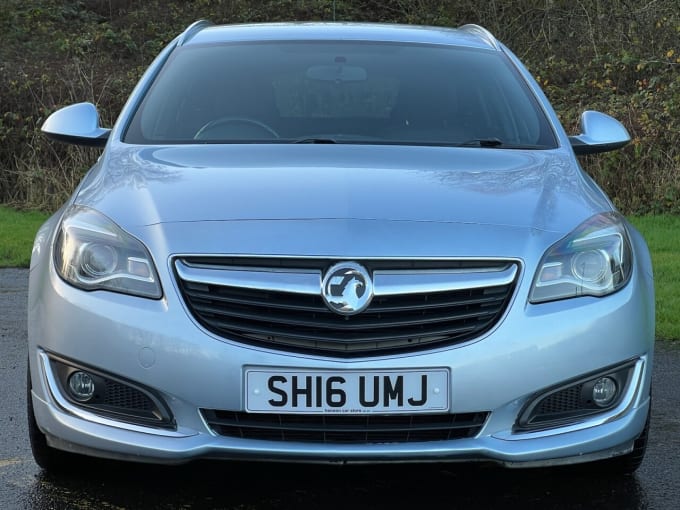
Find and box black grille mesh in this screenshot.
[534,385,584,415]
[201,410,489,443]
[103,380,154,411]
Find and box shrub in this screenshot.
[1,0,678,213]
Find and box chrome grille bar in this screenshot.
[175,260,517,296]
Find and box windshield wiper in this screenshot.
[456,138,550,149]
[291,137,338,144]
[458,138,505,148]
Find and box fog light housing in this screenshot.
[515,361,635,431]
[592,376,617,407]
[48,354,175,429]
[68,371,96,402]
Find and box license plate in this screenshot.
[245,368,450,414]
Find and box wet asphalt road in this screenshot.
[2,267,679,509]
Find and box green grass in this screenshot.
[0,207,677,340]
[628,215,680,341]
[0,205,49,268]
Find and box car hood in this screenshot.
[77,144,610,235]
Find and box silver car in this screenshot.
[28,21,655,473]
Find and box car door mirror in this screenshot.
[41,102,110,147]
[568,110,630,155]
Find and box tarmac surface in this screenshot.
[2,267,679,509]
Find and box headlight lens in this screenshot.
[54,205,162,299]
[529,212,632,303]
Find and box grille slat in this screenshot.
[201,410,489,443]
[201,315,481,344]
[184,282,508,314]
[176,258,518,356]
[184,285,326,313]
[191,300,501,331]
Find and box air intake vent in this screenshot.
[201,410,490,443]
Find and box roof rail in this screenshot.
[458,24,500,50]
[177,19,213,46]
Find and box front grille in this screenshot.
[175,257,518,356]
[201,410,489,443]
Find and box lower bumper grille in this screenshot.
[201,410,489,443]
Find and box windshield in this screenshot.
[123,41,557,148]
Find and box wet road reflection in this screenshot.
[16,460,653,509]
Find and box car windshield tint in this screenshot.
[123,41,557,148]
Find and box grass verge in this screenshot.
[0,205,49,268]
[628,215,680,341]
[0,207,676,340]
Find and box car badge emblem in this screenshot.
[321,262,374,316]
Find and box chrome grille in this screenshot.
[201,410,489,443]
[175,258,518,356]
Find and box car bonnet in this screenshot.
[76,144,611,235]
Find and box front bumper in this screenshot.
[31,349,650,467]
[28,271,653,468]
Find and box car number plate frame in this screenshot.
[245,368,450,414]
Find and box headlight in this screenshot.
[54,205,162,299]
[529,212,632,303]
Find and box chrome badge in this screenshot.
[321,262,373,315]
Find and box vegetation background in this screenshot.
[0,0,679,214]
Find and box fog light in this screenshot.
[68,371,96,402]
[592,376,617,407]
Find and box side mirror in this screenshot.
[41,102,110,147]
[568,111,630,156]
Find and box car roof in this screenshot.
[179,21,501,51]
